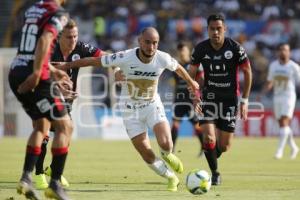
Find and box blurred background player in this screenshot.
[189,14,252,185]
[8,0,73,199]
[55,27,199,192]
[258,43,299,159]
[171,42,204,156]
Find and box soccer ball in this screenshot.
[186,169,211,195]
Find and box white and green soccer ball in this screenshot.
[186,169,211,195]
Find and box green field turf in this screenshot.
[0,137,299,200]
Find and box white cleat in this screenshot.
[274,152,283,160]
[290,147,299,160]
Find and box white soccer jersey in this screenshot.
[267,60,300,97]
[101,47,178,101]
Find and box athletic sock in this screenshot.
[51,147,68,180]
[171,125,179,149]
[23,145,41,173]
[203,142,218,174]
[148,157,175,178]
[35,136,49,175]
[276,126,289,156]
[216,140,222,158]
[286,127,299,150]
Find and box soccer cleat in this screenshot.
[291,147,299,160]
[211,172,221,185]
[44,180,70,200]
[167,175,180,192]
[161,153,184,174]
[17,180,41,200]
[274,151,283,160]
[45,166,70,187]
[34,174,48,189]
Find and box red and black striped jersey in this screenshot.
[14,0,67,80]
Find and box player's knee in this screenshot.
[204,135,215,145]
[55,119,73,136]
[158,140,173,152]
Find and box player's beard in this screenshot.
[141,49,154,58]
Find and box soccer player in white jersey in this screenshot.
[57,27,199,191]
[258,43,299,159]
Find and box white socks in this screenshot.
[275,126,299,159]
[148,157,174,178]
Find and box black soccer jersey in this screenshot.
[191,37,249,99]
[51,41,102,92]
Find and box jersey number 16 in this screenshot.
[20,24,38,52]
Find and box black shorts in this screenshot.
[198,98,238,132]
[173,93,197,124]
[9,67,68,121]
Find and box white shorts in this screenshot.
[273,95,296,119]
[121,97,169,139]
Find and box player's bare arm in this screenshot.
[57,56,103,70]
[256,80,273,101]
[188,64,199,80]
[17,31,54,93]
[240,62,252,120]
[188,64,202,113]
[56,56,125,82]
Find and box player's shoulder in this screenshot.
[34,1,61,15]
[156,49,172,60]
[116,48,135,60]
[103,48,133,66]
[226,38,243,50]
[194,39,210,51]
[289,59,299,67]
[76,41,96,51]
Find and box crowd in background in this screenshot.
[8,0,300,96]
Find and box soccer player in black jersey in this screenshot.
[189,14,252,185]
[171,42,204,155]
[33,19,105,189]
[8,0,72,199]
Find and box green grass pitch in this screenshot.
[0,137,299,200]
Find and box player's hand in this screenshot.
[17,72,40,94]
[240,102,248,120]
[194,102,203,117]
[56,79,77,100]
[51,67,70,82]
[60,87,78,100]
[114,70,125,82]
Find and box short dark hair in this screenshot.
[177,42,188,50]
[207,14,225,26]
[277,42,290,50]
